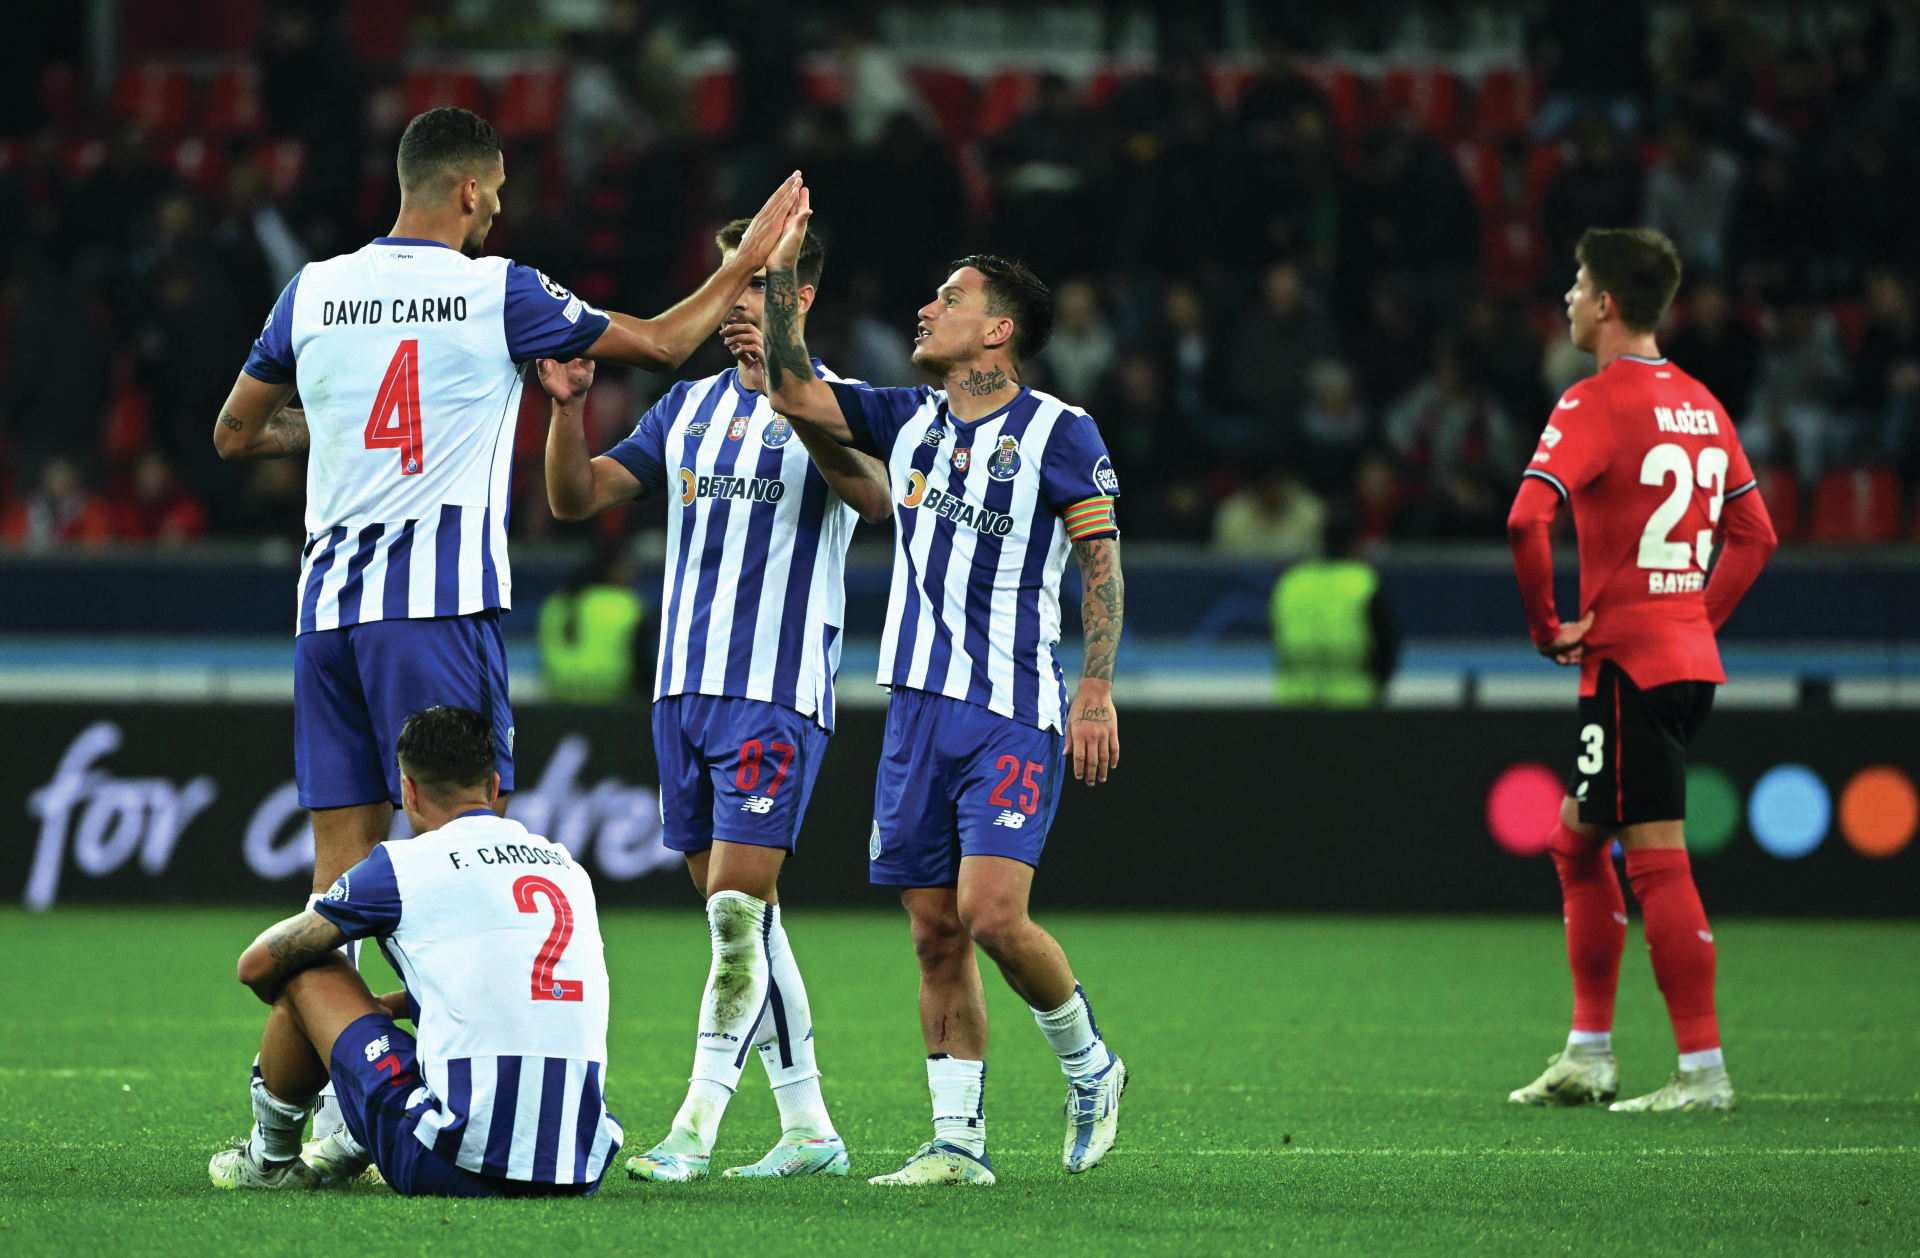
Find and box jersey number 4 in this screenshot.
[365,339,425,476]
[1639,443,1728,571]
[514,874,584,1002]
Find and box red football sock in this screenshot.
[1624,848,1720,1054]
[1549,824,1626,1033]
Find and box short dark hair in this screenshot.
[394,706,496,803]
[1576,228,1682,332]
[397,107,502,197]
[717,218,825,288]
[950,254,1054,365]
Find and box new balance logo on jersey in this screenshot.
[741,796,774,814]
[992,810,1026,828]
[1654,404,1719,435]
[685,421,711,436]
[324,875,349,902]
[899,471,1015,535]
[921,427,945,445]
[363,1035,391,1062]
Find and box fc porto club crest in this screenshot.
[984,434,1022,481]
[952,448,971,472]
[762,416,794,448]
[869,822,883,860]
[727,416,749,441]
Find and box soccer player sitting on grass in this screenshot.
[210,706,623,1196]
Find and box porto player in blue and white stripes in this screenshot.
[760,193,1129,1184]
[210,107,798,1159]
[543,214,891,1181]
[210,706,622,1197]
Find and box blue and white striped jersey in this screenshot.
[314,811,623,1187]
[243,238,610,635]
[830,383,1120,732]
[606,362,860,731]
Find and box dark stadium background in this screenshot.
[2,0,1916,912]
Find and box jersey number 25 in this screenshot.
[365,340,425,476]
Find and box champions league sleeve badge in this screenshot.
[984,435,1022,481]
[762,416,794,448]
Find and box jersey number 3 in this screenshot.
[365,339,425,476]
[514,874,584,1002]
[1638,443,1728,571]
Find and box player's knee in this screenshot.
[908,913,969,971]
[956,902,1028,960]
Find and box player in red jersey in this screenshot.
[1505,228,1778,1112]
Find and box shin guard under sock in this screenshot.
[1625,847,1720,1055]
[1549,824,1627,1035]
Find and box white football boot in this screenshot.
[1063,1053,1128,1173]
[626,1139,711,1183]
[303,1129,384,1188]
[1508,1049,1619,1106]
[209,1138,315,1191]
[867,1141,995,1187]
[722,1134,850,1178]
[1610,1065,1736,1112]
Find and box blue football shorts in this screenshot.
[294,610,514,810]
[652,693,829,854]
[868,687,1065,888]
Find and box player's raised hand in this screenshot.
[537,357,595,405]
[1068,679,1120,786]
[732,172,804,270]
[723,320,766,392]
[1542,611,1595,666]
[768,186,813,272]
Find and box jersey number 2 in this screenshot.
[1638,443,1728,570]
[365,339,425,476]
[513,874,584,1002]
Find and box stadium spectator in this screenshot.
[1045,280,1117,407]
[1529,0,1653,139]
[1666,280,1763,421]
[1641,118,1742,278]
[107,450,208,544]
[1293,359,1371,497]
[1852,271,1920,479]
[989,73,1098,281]
[1658,0,1769,146]
[1212,462,1325,561]
[1232,262,1336,439]
[1727,150,1825,299]
[1383,336,1523,498]
[847,112,967,315]
[1160,279,1219,433]
[1354,450,1417,543]
[1350,120,1478,323]
[1541,116,1644,295]
[1347,284,1429,413]
[1742,297,1853,484]
[1456,295,1550,436]
[1238,95,1342,277]
[2,258,108,461]
[846,271,919,388]
[833,18,935,147]
[2,457,112,550]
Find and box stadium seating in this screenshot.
[1809,468,1902,543]
[114,64,194,134]
[1379,67,1461,142]
[690,72,734,138]
[204,64,263,134]
[908,68,976,146]
[1473,67,1534,138]
[404,71,484,120]
[978,71,1035,138]
[495,71,564,139]
[1755,467,1804,541]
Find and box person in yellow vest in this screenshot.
[1269,506,1400,707]
[539,543,650,704]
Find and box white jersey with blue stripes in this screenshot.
[829,382,1120,732]
[313,811,622,1186]
[243,237,609,635]
[606,362,860,731]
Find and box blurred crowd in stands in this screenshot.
[5,1,1920,555]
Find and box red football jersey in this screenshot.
[1522,354,1758,696]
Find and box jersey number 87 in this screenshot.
[365,340,425,476]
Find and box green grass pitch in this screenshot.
[2,909,1915,1256]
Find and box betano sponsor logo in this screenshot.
[899,471,1016,535]
[679,468,788,507]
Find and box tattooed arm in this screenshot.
[212,372,306,461]
[236,909,350,1003]
[758,189,856,441]
[1068,535,1123,785]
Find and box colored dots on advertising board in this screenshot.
[1747,764,1831,859]
[1837,766,1918,859]
[1486,762,1563,856]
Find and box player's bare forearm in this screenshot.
[586,260,759,370]
[237,909,349,1003]
[1069,536,1123,785]
[212,373,304,461]
[544,397,642,520]
[761,264,852,438]
[791,414,892,522]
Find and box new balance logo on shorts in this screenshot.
[363,1034,391,1062]
[993,810,1026,828]
[741,796,774,814]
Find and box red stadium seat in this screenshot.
[205,64,263,134]
[1809,468,1900,542]
[1754,466,1802,541]
[1378,68,1460,142]
[1454,139,1502,210]
[1204,64,1257,113]
[1523,142,1562,211]
[978,71,1035,138]
[404,71,484,120]
[800,65,847,107]
[496,71,564,139]
[169,137,228,194]
[1830,300,1865,355]
[1474,67,1533,138]
[908,68,976,145]
[1303,65,1366,139]
[114,64,194,133]
[691,71,735,137]
[60,139,108,179]
[256,138,306,197]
